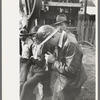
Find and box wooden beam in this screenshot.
[67,27,77,31]
[46,2,82,8]
[84,0,87,21]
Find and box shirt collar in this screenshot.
[58,31,66,48]
[21,37,33,45]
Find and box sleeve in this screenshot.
[30,43,46,65]
[53,42,83,78]
[29,44,33,58]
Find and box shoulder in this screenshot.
[63,42,83,55]
[64,42,77,52]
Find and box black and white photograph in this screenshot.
[19,0,97,100]
[2,0,97,100]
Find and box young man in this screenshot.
[20,28,33,94]
[53,14,77,42]
[35,23,87,100]
[20,30,47,100]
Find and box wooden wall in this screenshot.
[77,20,95,46]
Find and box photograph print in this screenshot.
[19,0,96,100]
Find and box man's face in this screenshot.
[45,32,61,49]
[59,22,68,31]
[20,35,27,41]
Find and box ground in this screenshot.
[76,44,96,100]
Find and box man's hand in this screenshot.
[47,52,56,63]
[30,57,38,64]
[32,44,43,59]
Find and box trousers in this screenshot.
[20,72,46,100]
[52,88,81,100]
[20,58,31,94]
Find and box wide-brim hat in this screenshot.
[19,28,36,36]
[36,25,58,42]
[53,14,68,25]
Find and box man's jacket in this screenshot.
[50,30,87,93]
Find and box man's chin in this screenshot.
[21,39,26,41]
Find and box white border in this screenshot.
[2,0,98,100]
[96,0,98,100]
[2,0,19,100]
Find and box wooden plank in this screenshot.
[81,20,85,42]
[91,22,95,45]
[93,22,95,46]
[46,2,82,8]
[85,20,89,41]
[89,21,93,42]
[67,27,77,35]
[84,20,87,41]
[83,21,86,40]
[77,20,81,41]
[67,27,77,29]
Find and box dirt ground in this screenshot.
[76,44,96,100]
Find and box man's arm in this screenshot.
[52,42,83,78]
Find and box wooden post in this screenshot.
[91,22,95,45]
[93,22,95,46]
[81,20,84,42]
[84,20,88,41]
[84,0,87,21]
[82,0,87,42]
[89,21,93,42]
[85,20,89,41]
[77,20,81,41]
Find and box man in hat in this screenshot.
[54,14,78,40]
[20,28,35,94]
[20,26,48,100]
[53,14,78,51]
[53,14,68,31]
[26,26,40,80]
[34,25,87,100]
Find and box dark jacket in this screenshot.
[49,30,87,93]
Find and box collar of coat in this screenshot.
[58,30,78,49]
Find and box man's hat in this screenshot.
[19,27,37,36]
[54,14,68,25]
[36,25,58,42]
[19,29,29,36]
